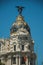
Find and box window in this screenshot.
[21,57,25,64]
[10,25,18,33]
[14,45,16,51]
[28,45,30,50]
[13,26,18,32]
[24,24,30,33]
[0,43,1,51]
[12,57,16,64]
[21,45,24,50]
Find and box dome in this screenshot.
[10,15,30,34]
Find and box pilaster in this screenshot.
[26,56,28,65]
[19,56,21,65]
[16,56,19,65]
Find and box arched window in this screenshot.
[21,45,24,50]
[14,45,16,51]
[12,57,16,64]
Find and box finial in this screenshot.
[16,6,24,15]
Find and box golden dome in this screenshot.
[10,15,30,34]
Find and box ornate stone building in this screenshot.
[0,6,36,65]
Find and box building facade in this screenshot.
[0,6,36,65]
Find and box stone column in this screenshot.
[26,56,28,65]
[29,61,30,65]
[19,56,21,65]
[4,56,11,65]
[11,55,13,65]
[28,57,30,65]
[16,56,19,65]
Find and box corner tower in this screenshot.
[0,6,36,65]
[10,6,36,65]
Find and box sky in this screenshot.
[0,0,43,65]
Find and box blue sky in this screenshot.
[0,0,43,65]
